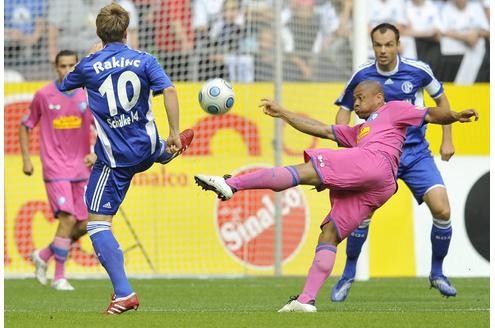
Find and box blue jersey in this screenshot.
[335,56,443,149]
[60,42,172,168]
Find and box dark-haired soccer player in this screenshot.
[59,3,193,314]
[195,80,477,312]
[20,49,96,291]
[332,23,458,301]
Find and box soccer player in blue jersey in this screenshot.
[59,3,194,314]
[331,23,457,301]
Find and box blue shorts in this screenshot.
[86,140,169,215]
[397,144,445,204]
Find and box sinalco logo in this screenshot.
[214,165,309,269]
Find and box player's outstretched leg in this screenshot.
[195,166,302,200]
[156,129,194,164]
[331,220,370,302]
[429,218,456,297]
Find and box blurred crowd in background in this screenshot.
[4,0,490,83]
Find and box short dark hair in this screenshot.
[370,23,400,43]
[55,50,78,65]
[96,3,129,44]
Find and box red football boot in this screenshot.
[178,128,194,153]
[105,292,140,315]
[159,128,194,164]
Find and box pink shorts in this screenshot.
[45,180,88,221]
[304,147,397,240]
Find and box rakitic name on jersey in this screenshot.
[93,57,141,74]
[107,111,139,129]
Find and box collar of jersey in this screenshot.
[375,56,400,77]
[103,42,128,50]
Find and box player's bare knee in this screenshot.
[318,222,339,245]
[296,162,322,186]
[431,206,451,221]
[57,212,77,233]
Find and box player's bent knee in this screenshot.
[58,212,77,226]
[319,221,339,245]
[296,162,322,186]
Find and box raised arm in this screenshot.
[259,98,336,141]
[425,107,478,125]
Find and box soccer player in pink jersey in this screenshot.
[19,50,96,291]
[195,80,478,312]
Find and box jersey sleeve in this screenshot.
[60,60,85,91]
[145,55,173,96]
[22,91,43,129]
[419,62,444,99]
[389,101,428,128]
[332,124,361,148]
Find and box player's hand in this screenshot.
[166,133,182,154]
[259,98,285,118]
[84,153,97,167]
[22,159,34,176]
[456,109,479,123]
[440,142,455,162]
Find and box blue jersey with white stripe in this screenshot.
[60,42,172,168]
[335,56,443,148]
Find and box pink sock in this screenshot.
[39,246,54,262]
[298,244,337,304]
[226,166,300,192]
[52,237,71,281]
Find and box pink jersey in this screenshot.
[22,81,93,181]
[332,100,428,173]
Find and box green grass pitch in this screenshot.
[5,277,489,328]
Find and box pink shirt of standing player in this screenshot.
[22,81,93,181]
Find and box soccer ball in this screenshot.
[198,78,235,115]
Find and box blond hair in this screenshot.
[96,3,129,44]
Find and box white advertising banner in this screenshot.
[413,156,490,277]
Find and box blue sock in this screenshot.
[342,224,369,279]
[87,221,133,298]
[430,220,452,277]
